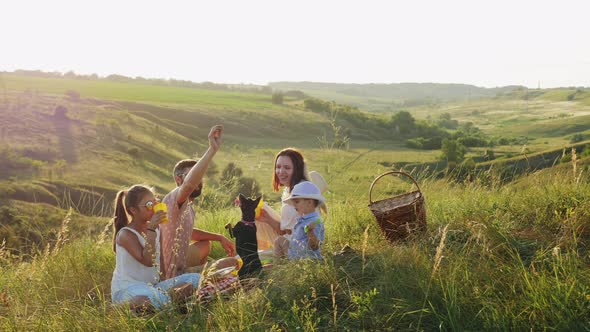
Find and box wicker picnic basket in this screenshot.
[368,171,426,242]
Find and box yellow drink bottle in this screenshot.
[255,198,264,219]
[153,202,168,224]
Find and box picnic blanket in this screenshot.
[196,266,240,303]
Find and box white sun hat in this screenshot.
[283,181,326,207]
[308,171,328,194]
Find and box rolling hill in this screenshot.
[1,71,590,256]
[269,81,525,111]
[2,72,590,330]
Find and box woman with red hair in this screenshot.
[257,148,327,258]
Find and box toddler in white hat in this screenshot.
[283,181,327,260]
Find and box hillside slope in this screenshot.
[269,81,523,111]
[0,74,399,254]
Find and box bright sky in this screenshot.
[2,0,589,88]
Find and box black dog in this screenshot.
[225,194,262,278]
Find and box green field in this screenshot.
[1,73,590,330]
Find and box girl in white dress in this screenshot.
[110,185,200,310]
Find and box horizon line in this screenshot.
[2,68,588,90]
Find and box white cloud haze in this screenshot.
[2,0,589,88]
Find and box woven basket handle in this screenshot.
[369,171,422,204]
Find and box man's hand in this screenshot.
[208,125,223,152]
[219,235,236,257]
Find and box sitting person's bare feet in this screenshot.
[127,296,155,315]
[170,283,194,304]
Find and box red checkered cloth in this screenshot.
[197,275,239,303]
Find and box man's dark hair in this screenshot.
[173,159,198,178]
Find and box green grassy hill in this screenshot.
[0,72,406,255]
[1,156,589,330]
[2,73,590,330]
[2,73,590,254]
[269,81,590,157]
[269,81,524,112]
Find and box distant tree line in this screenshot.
[6,70,273,94]
[271,90,306,105]
[304,98,386,129]
[303,99,533,163]
[303,98,390,145]
[272,82,525,102]
[389,110,528,153]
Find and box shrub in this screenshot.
[570,133,585,143]
[304,98,331,113]
[221,162,243,186]
[390,111,416,137]
[218,163,261,202]
[272,92,284,105]
[237,177,261,198]
[0,147,43,179]
[284,90,306,99]
[406,137,424,149]
[64,90,80,101]
[440,139,466,163]
[406,136,443,150]
[127,147,140,159]
[560,153,572,163]
[53,105,68,118]
[437,113,459,129]
[206,160,219,178]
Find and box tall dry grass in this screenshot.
[2,163,590,330]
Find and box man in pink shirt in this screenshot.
[160,125,236,280]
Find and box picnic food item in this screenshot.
[153,202,168,224]
[231,257,244,276]
[237,256,243,270]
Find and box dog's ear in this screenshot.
[238,193,247,206]
[253,196,262,207]
[224,222,234,238]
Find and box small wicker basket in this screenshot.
[368,171,426,243]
